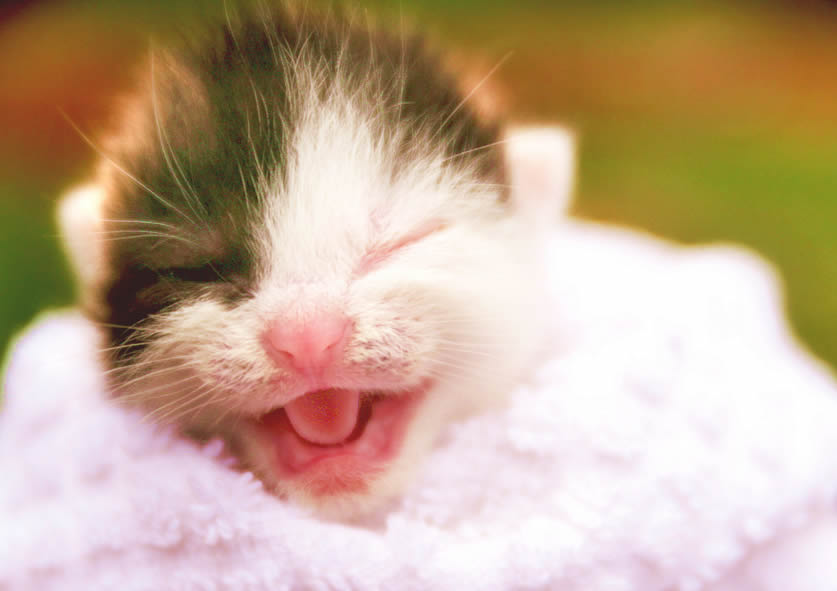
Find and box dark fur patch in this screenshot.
[95,3,506,369]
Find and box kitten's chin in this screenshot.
[241,380,432,512]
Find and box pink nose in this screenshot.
[264,315,351,375]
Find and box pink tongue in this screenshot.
[284,389,361,445]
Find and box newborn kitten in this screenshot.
[58,2,569,517]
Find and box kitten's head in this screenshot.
[59,5,574,517]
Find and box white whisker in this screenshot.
[60,110,197,227]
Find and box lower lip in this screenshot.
[254,383,429,496]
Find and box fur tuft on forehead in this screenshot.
[102,3,506,224]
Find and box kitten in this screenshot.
[58,2,572,517]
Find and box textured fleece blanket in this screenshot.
[3,219,837,590]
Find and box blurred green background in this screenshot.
[1,0,836,374]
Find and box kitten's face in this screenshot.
[64,8,555,517]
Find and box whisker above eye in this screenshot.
[59,110,199,228]
[440,139,512,164]
[95,234,202,249]
[149,48,208,225]
[100,218,179,230]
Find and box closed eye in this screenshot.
[154,248,249,286]
[158,263,224,283]
[357,220,447,275]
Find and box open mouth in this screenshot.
[255,383,428,495]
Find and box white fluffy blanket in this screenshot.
[3,219,837,590]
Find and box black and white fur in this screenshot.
[58,2,573,517]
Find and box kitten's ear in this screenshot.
[57,184,106,293]
[505,125,576,223]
